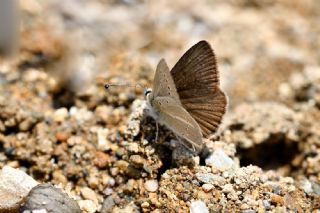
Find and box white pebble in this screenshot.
[97,128,111,151]
[32,210,48,213]
[53,108,69,122]
[202,183,214,192]
[104,188,113,196]
[205,149,234,171]
[144,180,158,192]
[190,200,209,213]
[78,200,98,213]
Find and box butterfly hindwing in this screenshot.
[152,96,203,151]
[170,40,227,137]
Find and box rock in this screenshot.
[52,171,68,185]
[93,151,110,169]
[97,128,111,151]
[55,131,70,142]
[19,116,38,131]
[104,188,113,196]
[21,184,81,213]
[125,165,142,179]
[195,172,225,185]
[202,184,214,192]
[69,107,93,123]
[313,182,320,195]
[80,187,99,204]
[302,179,319,195]
[262,200,271,210]
[144,180,158,192]
[190,200,209,213]
[241,210,256,213]
[78,200,98,213]
[53,108,69,122]
[141,202,150,208]
[270,194,284,206]
[222,184,234,193]
[101,196,115,213]
[240,203,250,210]
[127,143,139,153]
[129,155,146,168]
[205,149,234,171]
[0,166,39,212]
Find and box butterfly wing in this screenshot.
[152,96,203,151]
[151,58,180,102]
[170,40,227,137]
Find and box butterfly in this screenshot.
[144,40,227,152]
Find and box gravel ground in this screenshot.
[0,0,320,212]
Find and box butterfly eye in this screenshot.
[144,88,152,97]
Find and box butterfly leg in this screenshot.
[155,121,159,143]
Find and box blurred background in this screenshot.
[1,0,320,107]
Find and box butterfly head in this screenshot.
[144,88,152,101]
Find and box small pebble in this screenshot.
[110,167,119,176]
[53,108,68,122]
[101,196,115,213]
[205,149,234,171]
[222,184,234,193]
[302,180,313,194]
[190,200,209,213]
[80,187,99,204]
[196,172,225,185]
[162,173,170,179]
[108,178,115,186]
[55,132,70,142]
[202,184,214,192]
[262,200,271,210]
[144,180,158,192]
[241,210,256,213]
[93,151,110,169]
[104,188,113,196]
[129,155,145,168]
[240,203,249,210]
[97,128,111,151]
[78,200,98,213]
[31,210,48,213]
[141,202,150,208]
[128,143,139,153]
[270,194,284,205]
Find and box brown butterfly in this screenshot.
[144,40,227,152]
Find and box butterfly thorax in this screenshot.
[145,91,161,122]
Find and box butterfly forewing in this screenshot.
[152,96,203,151]
[170,40,227,137]
[152,59,180,102]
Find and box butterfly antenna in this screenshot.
[104,83,146,91]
